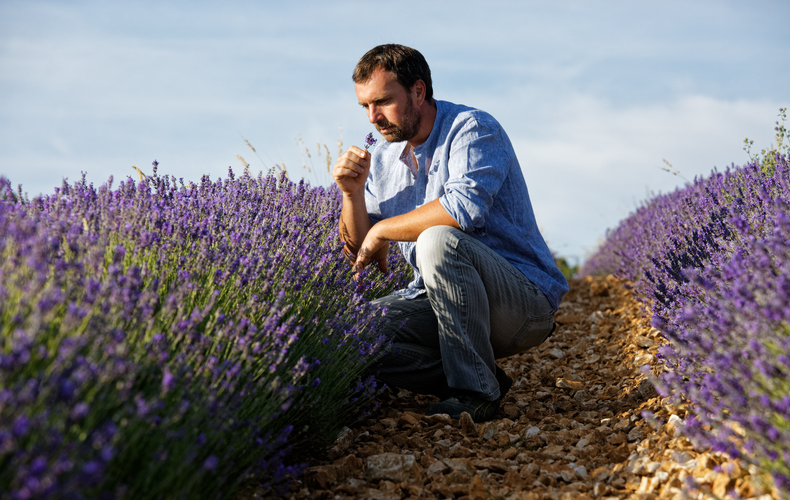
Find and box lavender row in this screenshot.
[0,167,411,499]
[582,112,790,494]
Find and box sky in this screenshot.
[1,0,788,264]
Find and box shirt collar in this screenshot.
[414,99,443,154]
[394,100,444,177]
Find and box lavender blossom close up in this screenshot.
[364,132,377,150]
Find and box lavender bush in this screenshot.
[0,166,410,499]
[582,109,790,495]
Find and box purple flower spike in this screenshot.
[364,133,377,150]
[0,161,413,498]
[203,455,219,471]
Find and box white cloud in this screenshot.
[504,94,783,261]
[1,0,788,264]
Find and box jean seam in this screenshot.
[389,343,440,361]
[451,231,494,395]
[457,234,550,306]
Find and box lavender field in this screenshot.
[2,109,789,498]
[0,167,411,499]
[583,109,790,496]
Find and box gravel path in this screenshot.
[263,276,780,500]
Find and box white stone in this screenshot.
[654,471,669,483]
[523,425,541,439]
[667,414,683,436]
[584,354,601,364]
[628,456,650,474]
[634,335,658,348]
[336,426,353,445]
[426,461,449,475]
[479,422,496,441]
[366,453,417,483]
[588,311,604,323]
[560,468,575,482]
[444,458,476,476]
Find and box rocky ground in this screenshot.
[260,276,781,499]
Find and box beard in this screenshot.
[376,97,422,143]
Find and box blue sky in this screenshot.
[1,0,788,263]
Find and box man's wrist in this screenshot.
[342,190,365,203]
[369,219,389,242]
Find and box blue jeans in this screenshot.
[370,226,556,401]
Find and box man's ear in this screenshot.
[411,80,426,105]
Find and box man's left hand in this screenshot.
[353,224,389,274]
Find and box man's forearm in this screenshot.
[339,191,389,265]
[342,195,461,273]
[350,198,460,273]
[339,191,371,250]
[371,198,460,242]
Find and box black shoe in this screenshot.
[495,366,513,401]
[425,367,513,423]
[425,393,500,423]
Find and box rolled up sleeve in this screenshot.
[439,117,511,233]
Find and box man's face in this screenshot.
[354,68,421,143]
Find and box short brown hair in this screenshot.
[352,44,433,102]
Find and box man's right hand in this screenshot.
[332,146,371,196]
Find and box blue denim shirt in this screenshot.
[365,99,568,309]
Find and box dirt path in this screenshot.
[266,276,779,499]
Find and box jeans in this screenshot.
[370,226,556,401]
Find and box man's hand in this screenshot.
[332,146,371,196]
[334,145,389,276]
[352,223,389,274]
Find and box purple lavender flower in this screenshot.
[161,368,174,393]
[582,131,790,490]
[0,165,412,498]
[364,132,377,150]
[202,455,218,471]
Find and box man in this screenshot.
[332,44,568,423]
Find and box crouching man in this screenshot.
[332,44,568,423]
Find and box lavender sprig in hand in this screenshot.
[364,132,377,150]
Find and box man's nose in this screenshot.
[367,105,382,124]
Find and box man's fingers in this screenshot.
[333,165,360,178]
[342,245,356,265]
[332,150,369,180]
[340,147,369,167]
[377,258,388,273]
[347,145,368,158]
[353,246,373,274]
[352,259,367,274]
[332,159,364,177]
